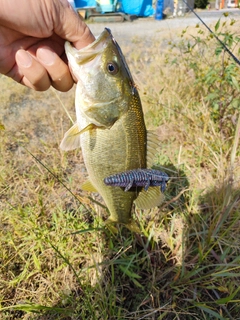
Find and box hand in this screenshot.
[0,0,95,91]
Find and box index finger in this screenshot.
[53,1,95,49]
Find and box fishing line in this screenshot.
[24,147,95,214]
[181,0,240,66]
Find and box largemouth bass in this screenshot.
[60,28,164,232]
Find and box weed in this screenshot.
[164,18,240,136]
[0,17,240,319]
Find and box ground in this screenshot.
[0,12,240,320]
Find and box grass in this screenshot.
[0,16,240,319]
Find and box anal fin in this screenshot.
[134,186,164,210]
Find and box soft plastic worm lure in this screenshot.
[104,169,169,192]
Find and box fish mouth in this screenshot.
[65,28,136,93]
[65,28,113,65]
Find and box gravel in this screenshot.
[87,9,240,45]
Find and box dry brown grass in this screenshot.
[0,17,240,319]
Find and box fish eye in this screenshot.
[106,62,119,75]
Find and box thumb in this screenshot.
[53,0,95,49]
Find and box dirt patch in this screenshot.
[87,12,238,45]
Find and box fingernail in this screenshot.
[37,48,56,66]
[16,50,32,68]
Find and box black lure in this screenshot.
[104,169,169,193]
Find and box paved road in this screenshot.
[88,8,240,44]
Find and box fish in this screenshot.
[104,169,169,193]
[60,28,165,232]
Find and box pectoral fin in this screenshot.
[60,123,96,151]
[81,179,98,193]
[134,186,164,210]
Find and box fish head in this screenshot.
[65,28,136,127]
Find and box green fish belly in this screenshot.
[81,95,146,225]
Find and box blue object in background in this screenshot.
[155,0,164,19]
[73,0,154,16]
[119,0,154,16]
[96,0,118,13]
[74,0,96,7]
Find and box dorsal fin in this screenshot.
[134,186,164,210]
[147,130,160,168]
